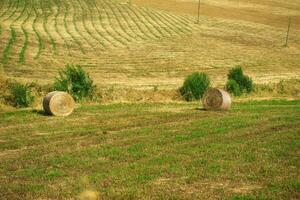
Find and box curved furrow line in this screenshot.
[2,0,19,22]
[19,9,30,64]
[14,0,27,22]
[156,11,193,33]
[142,7,185,36]
[53,0,71,51]
[1,27,16,64]
[80,0,107,48]
[84,0,117,48]
[0,0,12,19]
[32,0,45,59]
[46,0,63,53]
[120,3,156,41]
[19,19,29,64]
[97,1,128,46]
[61,0,85,54]
[66,0,94,49]
[125,4,161,40]
[140,8,174,37]
[101,1,132,46]
[6,0,27,64]
[164,11,192,25]
[40,0,57,52]
[0,0,4,14]
[69,0,95,48]
[74,0,104,49]
[113,3,147,41]
[129,5,171,38]
[149,10,191,35]
[155,11,191,34]
[103,0,136,43]
[0,0,9,18]
[92,0,126,47]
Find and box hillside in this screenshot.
[0,0,300,89]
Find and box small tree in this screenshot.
[226,79,241,96]
[10,82,34,107]
[180,72,210,101]
[53,64,96,101]
[227,66,253,94]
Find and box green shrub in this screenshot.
[10,82,34,107]
[53,64,96,101]
[226,79,241,96]
[227,66,253,93]
[180,72,210,101]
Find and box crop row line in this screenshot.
[118,2,154,41]
[8,0,27,64]
[0,0,13,20]
[97,1,127,46]
[53,0,71,52]
[130,4,171,38]
[81,0,108,48]
[145,8,187,36]
[74,0,105,49]
[104,0,137,43]
[62,0,85,54]
[150,9,190,35]
[126,3,162,40]
[114,3,148,41]
[101,0,132,44]
[70,0,94,49]
[91,0,125,47]
[2,27,16,64]
[41,0,57,52]
[85,0,116,48]
[142,7,175,37]
[14,0,27,22]
[2,0,19,23]
[32,0,45,59]
[0,0,9,18]
[19,0,31,64]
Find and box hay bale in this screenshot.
[77,190,100,200]
[43,91,75,116]
[202,88,231,110]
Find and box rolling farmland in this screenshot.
[0,0,299,88]
[0,1,300,199]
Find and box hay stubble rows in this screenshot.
[0,0,300,89]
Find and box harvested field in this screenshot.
[0,0,299,88]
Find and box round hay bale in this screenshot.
[202,88,231,110]
[43,91,75,116]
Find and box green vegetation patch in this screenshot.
[0,100,299,199]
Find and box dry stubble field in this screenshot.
[0,0,299,89]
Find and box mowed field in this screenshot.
[0,1,300,199]
[0,100,299,199]
[0,0,300,89]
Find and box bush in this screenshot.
[180,72,210,101]
[227,67,253,93]
[53,64,96,101]
[10,82,34,107]
[226,79,241,96]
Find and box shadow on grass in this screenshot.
[31,109,49,116]
[195,107,206,111]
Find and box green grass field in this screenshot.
[0,100,299,199]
